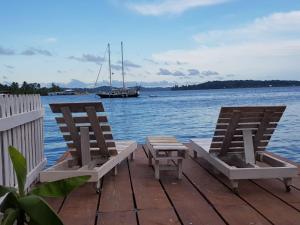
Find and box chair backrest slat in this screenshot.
[50,102,117,162]
[210,106,286,155]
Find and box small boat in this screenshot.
[96,42,140,98]
[48,89,76,96]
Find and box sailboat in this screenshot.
[97,42,140,98]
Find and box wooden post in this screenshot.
[178,159,183,179]
[242,129,255,164]
[154,160,160,179]
[80,127,91,166]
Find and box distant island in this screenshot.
[171,80,300,91]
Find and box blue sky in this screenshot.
[0,0,300,87]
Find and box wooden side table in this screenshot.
[146,136,188,179]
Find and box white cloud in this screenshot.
[127,0,230,16]
[193,11,300,46]
[153,11,300,80]
[44,37,57,43]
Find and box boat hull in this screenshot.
[97,89,139,98]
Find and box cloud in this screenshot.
[157,68,187,77]
[117,60,141,68]
[157,68,173,75]
[57,70,67,74]
[144,58,159,65]
[4,65,14,69]
[127,0,230,16]
[193,10,300,46]
[68,54,104,65]
[201,70,219,76]
[21,48,52,56]
[153,10,300,80]
[188,69,200,76]
[0,46,15,55]
[44,37,57,43]
[158,68,210,77]
[111,64,123,71]
[3,75,8,80]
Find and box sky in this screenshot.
[0,0,300,87]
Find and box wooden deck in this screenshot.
[46,144,300,225]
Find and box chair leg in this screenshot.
[114,165,118,176]
[230,180,239,194]
[95,180,101,194]
[283,178,292,192]
[154,160,160,179]
[130,152,135,161]
[148,151,153,166]
[178,159,183,179]
[193,151,198,159]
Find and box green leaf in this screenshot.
[31,175,90,197]
[8,146,27,197]
[18,195,64,225]
[0,186,17,198]
[1,208,18,225]
[0,192,18,212]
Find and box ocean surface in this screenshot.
[43,87,300,166]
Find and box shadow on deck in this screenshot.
[46,144,300,225]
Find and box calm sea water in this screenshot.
[43,87,300,166]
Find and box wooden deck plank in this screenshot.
[196,157,300,225]
[99,160,135,212]
[59,183,99,225]
[128,146,174,210]
[97,211,137,225]
[129,145,180,224]
[45,197,64,213]
[238,181,300,225]
[138,208,180,225]
[159,173,226,225]
[183,157,272,225]
[253,179,300,210]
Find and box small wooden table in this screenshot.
[146,136,188,179]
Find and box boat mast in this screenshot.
[108,43,112,89]
[121,41,125,89]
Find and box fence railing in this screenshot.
[0,94,46,188]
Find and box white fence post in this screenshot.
[0,94,47,189]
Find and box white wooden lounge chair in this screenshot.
[40,102,137,191]
[190,106,298,193]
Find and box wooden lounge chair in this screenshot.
[190,106,298,193]
[40,102,137,191]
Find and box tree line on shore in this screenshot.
[0,82,62,96]
[171,80,300,90]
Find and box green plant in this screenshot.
[0,146,90,225]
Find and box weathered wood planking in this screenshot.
[97,160,137,225]
[128,146,174,210]
[97,211,137,225]
[184,156,272,225]
[159,169,226,225]
[128,146,180,224]
[196,157,300,225]
[50,102,104,113]
[59,183,99,225]
[99,160,135,212]
[46,144,300,225]
[0,94,46,188]
[212,106,286,154]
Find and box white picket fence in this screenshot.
[0,94,46,188]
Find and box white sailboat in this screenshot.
[97,42,140,98]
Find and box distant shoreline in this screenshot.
[171,80,300,91]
